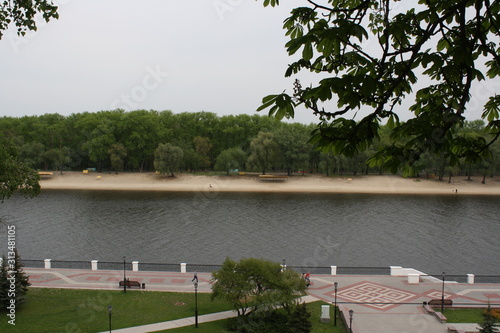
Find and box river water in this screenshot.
[0,190,498,275]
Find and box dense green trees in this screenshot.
[154,143,184,177]
[259,0,500,175]
[214,148,247,175]
[0,138,40,202]
[0,110,498,178]
[248,132,281,175]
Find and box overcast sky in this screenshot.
[0,0,497,124]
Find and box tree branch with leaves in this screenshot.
[0,0,59,39]
[258,0,500,176]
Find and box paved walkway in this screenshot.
[26,267,500,332]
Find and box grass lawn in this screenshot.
[158,301,347,333]
[1,288,347,333]
[442,307,489,323]
[0,288,232,333]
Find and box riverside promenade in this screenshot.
[25,267,500,333]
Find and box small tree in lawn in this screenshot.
[0,249,31,311]
[288,302,312,333]
[478,304,500,333]
[211,257,307,317]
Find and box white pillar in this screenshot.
[390,266,403,276]
[91,260,98,270]
[132,261,139,272]
[331,265,337,275]
[408,274,420,284]
[467,274,475,284]
[320,305,330,322]
[180,263,187,273]
[44,259,51,269]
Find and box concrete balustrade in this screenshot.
[408,273,420,284]
[33,259,480,285]
[390,266,403,276]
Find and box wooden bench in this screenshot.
[258,175,288,182]
[119,280,143,289]
[428,299,453,307]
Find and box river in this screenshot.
[0,190,498,275]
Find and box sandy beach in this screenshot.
[39,171,500,195]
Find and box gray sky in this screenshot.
[0,0,497,124]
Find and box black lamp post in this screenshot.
[333,282,338,326]
[194,280,199,328]
[349,309,354,333]
[123,256,126,293]
[107,305,112,333]
[441,272,445,313]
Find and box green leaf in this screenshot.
[263,0,279,7]
[257,95,278,112]
[302,42,313,61]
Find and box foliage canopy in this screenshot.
[259,0,500,175]
[0,0,59,39]
[211,257,307,317]
[0,138,40,202]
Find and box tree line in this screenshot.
[0,110,498,180]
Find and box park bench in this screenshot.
[119,280,144,289]
[258,175,288,182]
[429,299,453,307]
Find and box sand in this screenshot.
[39,171,500,195]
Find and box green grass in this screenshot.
[0,288,232,333]
[3,288,494,332]
[1,289,348,333]
[161,301,347,333]
[442,308,485,323]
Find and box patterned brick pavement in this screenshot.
[24,268,500,333]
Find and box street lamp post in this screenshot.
[194,281,199,328]
[349,309,354,333]
[107,305,112,333]
[441,272,445,314]
[334,282,338,326]
[123,256,126,293]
